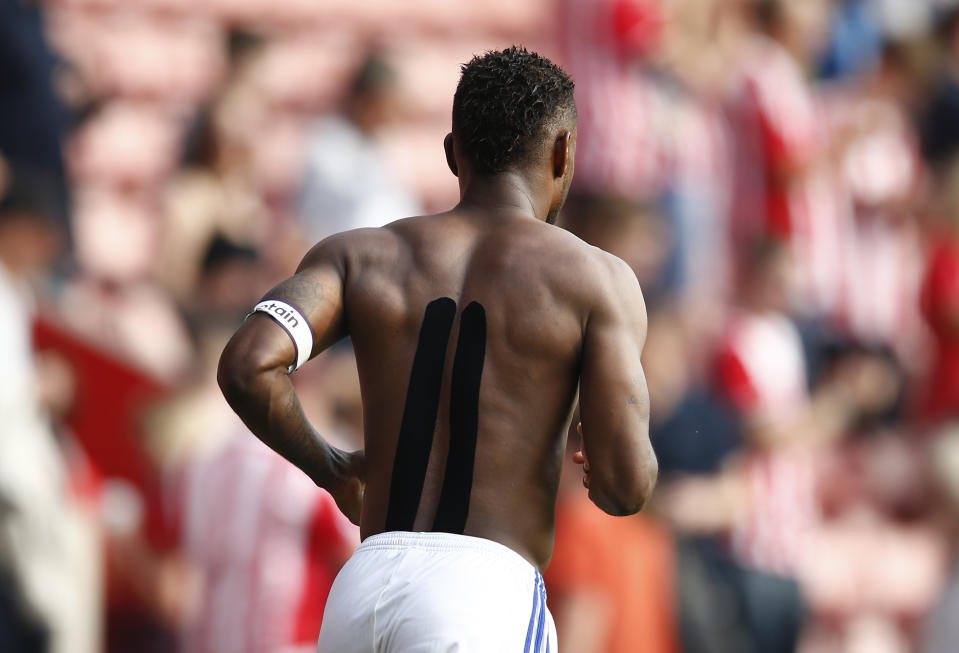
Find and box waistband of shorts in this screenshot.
[358,531,538,576]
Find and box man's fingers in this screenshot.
[572,450,590,475]
[573,428,590,489]
[576,423,588,471]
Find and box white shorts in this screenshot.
[317,531,557,652]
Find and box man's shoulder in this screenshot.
[552,233,643,320]
[511,221,622,270]
[543,226,635,293]
[488,224,641,328]
[299,216,634,293]
[300,222,410,266]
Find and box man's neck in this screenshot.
[456,171,546,222]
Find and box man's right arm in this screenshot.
[217,235,364,524]
[577,257,657,516]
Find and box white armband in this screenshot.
[250,299,315,372]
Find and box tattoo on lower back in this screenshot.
[385,298,487,535]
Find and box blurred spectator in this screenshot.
[919,7,959,168]
[157,47,271,303]
[297,52,421,242]
[657,91,733,325]
[817,0,883,79]
[646,0,736,325]
[644,306,741,476]
[547,444,679,653]
[799,423,945,653]
[712,241,898,571]
[98,234,271,653]
[830,41,925,361]
[0,0,71,230]
[671,536,805,653]
[727,0,850,318]
[187,234,262,326]
[150,340,361,653]
[714,240,814,449]
[0,165,100,653]
[557,0,667,199]
[920,159,959,424]
[171,420,358,653]
[57,100,194,383]
[57,274,194,384]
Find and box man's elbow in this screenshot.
[217,341,276,405]
[591,455,659,517]
[217,354,250,406]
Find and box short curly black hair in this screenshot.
[452,46,576,175]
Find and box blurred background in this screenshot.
[3,0,959,651]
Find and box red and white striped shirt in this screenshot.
[557,0,668,198]
[715,310,820,577]
[831,94,924,356]
[728,35,850,317]
[729,449,820,578]
[174,428,358,653]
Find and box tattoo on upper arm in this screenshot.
[265,273,324,311]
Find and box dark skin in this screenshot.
[218,118,657,571]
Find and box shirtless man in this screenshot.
[218,46,657,652]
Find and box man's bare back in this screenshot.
[309,207,652,567]
[218,46,656,650]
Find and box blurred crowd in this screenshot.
[3,0,959,651]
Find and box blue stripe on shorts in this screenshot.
[524,569,539,652]
[525,570,549,653]
[534,572,546,652]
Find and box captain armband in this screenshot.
[249,300,315,373]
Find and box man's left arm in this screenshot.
[217,237,364,524]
